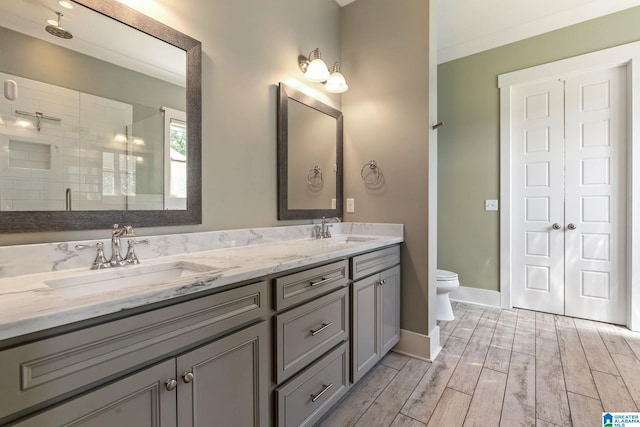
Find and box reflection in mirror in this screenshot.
[0,0,201,232]
[278,83,343,220]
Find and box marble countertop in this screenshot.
[0,229,402,342]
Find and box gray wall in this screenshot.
[438,6,640,292]
[0,0,342,245]
[342,0,431,335]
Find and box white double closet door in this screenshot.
[511,65,627,324]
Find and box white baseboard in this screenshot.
[393,327,441,362]
[451,285,501,308]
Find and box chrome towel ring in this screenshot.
[361,160,383,185]
[307,165,323,187]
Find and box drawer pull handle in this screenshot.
[182,372,194,383]
[311,383,334,402]
[377,279,386,286]
[310,276,339,287]
[165,379,178,391]
[310,322,333,336]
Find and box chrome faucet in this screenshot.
[110,224,135,267]
[76,224,148,270]
[316,216,341,239]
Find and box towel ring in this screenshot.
[360,160,383,185]
[307,165,323,186]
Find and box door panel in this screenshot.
[512,79,565,315]
[564,66,627,324]
[511,65,627,324]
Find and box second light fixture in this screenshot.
[298,48,348,93]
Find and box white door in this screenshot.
[511,66,627,324]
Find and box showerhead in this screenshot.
[45,12,72,39]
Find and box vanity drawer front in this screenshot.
[276,342,349,427]
[351,245,400,280]
[0,281,268,421]
[274,260,348,310]
[275,287,349,383]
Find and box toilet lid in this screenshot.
[436,269,458,280]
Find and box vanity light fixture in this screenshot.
[324,63,348,93]
[298,48,330,82]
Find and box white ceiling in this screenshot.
[335,0,640,63]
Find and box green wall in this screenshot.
[438,6,640,292]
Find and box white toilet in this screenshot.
[436,269,460,321]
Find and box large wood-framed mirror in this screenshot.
[0,0,201,232]
[277,83,343,220]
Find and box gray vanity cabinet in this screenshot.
[273,260,350,426]
[351,247,401,383]
[11,321,268,427]
[0,281,269,426]
[176,321,268,426]
[12,359,178,427]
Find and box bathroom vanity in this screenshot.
[0,223,402,426]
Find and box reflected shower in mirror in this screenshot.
[0,0,201,232]
[277,83,343,220]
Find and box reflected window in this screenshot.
[169,119,187,198]
[163,107,187,209]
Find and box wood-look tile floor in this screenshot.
[317,302,640,427]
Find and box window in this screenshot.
[163,107,187,210]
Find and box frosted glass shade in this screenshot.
[324,71,348,93]
[305,58,330,82]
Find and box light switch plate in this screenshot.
[485,199,498,211]
[346,198,355,213]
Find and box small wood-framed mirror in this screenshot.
[277,83,343,220]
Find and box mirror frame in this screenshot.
[277,83,343,220]
[0,0,202,233]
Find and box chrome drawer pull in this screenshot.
[310,322,333,336]
[309,275,340,287]
[165,379,177,391]
[311,383,334,402]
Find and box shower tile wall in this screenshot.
[0,72,132,211]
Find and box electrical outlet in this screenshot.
[485,200,499,211]
[346,198,355,213]
[331,198,336,209]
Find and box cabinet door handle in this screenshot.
[567,223,577,230]
[182,372,194,383]
[165,379,178,391]
[311,383,334,402]
[377,279,386,286]
[310,322,333,336]
[310,276,339,287]
[552,223,562,230]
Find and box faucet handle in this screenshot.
[124,239,149,265]
[123,225,136,237]
[75,242,110,270]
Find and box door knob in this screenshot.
[567,223,577,230]
[552,223,562,230]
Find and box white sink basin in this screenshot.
[327,235,379,244]
[45,261,217,298]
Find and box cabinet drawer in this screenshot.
[274,287,348,383]
[351,245,400,280]
[0,281,268,422]
[276,342,349,427]
[274,260,348,310]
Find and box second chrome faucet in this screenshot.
[76,224,149,270]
